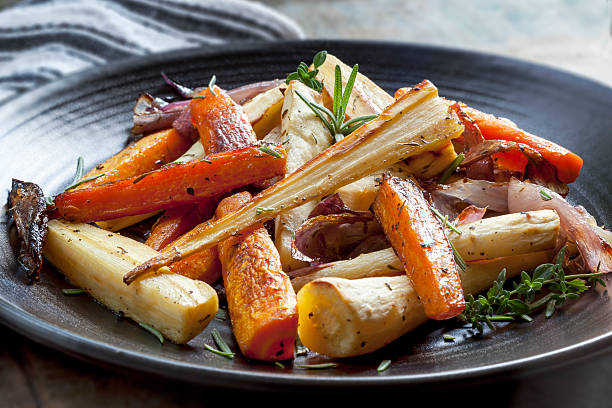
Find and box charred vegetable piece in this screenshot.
[127,80,464,278]
[216,192,298,361]
[372,176,465,320]
[54,144,286,223]
[8,179,48,283]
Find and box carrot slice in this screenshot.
[216,192,298,361]
[190,86,257,154]
[77,128,194,190]
[54,144,286,223]
[372,176,465,320]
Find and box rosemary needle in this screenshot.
[138,322,164,344]
[377,359,391,372]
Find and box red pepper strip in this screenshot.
[54,144,287,223]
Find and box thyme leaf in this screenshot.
[285,50,327,92]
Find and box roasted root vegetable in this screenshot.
[76,128,194,190]
[453,102,583,184]
[373,176,465,320]
[190,85,257,153]
[242,83,287,138]
[128,79,464,277]
[216,192,298,361]
[291,209,560,291]
[43,219,218,344]
[54,144,287,223]
[275,81,334,271]
[297,249,554,357]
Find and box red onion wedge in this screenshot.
[508,178,612,273]
[431,178,510,215]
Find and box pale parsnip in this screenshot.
[274,81,334,271]
[297,249,554,357]
[448,209,560,261]
[292,210,560,291]
[44,219,218,344]
[242,83,287,139]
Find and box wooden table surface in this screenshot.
[2,1,611,406]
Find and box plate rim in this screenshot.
[1,39,612,389]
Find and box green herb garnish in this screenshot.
[275,361,285,369]
[255,206,275,216]
[212,328,233,355]
[62,288,85,295]
[64,173,106,191]
[138,322,164,344]
[438,152,465,184]
[286,50,327,91]
[539,189,553,201]
[459,247,606,333]
[377,359,391,372]
[431,207,462,235]
[204,344,235,359]
[295,63,377,143]
[295,363,338,370]
[45,196,55,207]
[257,146,282,158]
[72,156,85,184]
[208,75,217,96]
[443,334,455,342]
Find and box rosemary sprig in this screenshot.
[138,322,164,344]
[286,50,327,91]
[257,145,283,158]
[62,288,85,295]
[377,359,391,372]
[430,207,466,271]
[539,189,553,201]
[430,207,462,235]
[438,152,465,184]
[208,75,217,96]
[295,63,377,143]
[459,247,606,333]
[72,156,85,184]
[64,173,106,191]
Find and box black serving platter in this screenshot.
[1,40,611,391]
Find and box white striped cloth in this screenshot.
[0,0,303,104]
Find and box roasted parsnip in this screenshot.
[242,83,287,139]
[43,220,218,344]
[275,81,334,271]
[297,249,554,357]
[129,80,464,277]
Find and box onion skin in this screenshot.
[508,178,612,273]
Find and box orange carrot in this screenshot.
[167,245,222,284]
[459,104,583,184]
[372,176,465,320]
[216,191,298,361]
[190,86,257,154]
[54,144,286,223]
[145,201,215,251]
[77,128,194,190]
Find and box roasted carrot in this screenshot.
[458,104,583,184]
[215,191,298,361]
[372,176,465,320]
[396,88,583,183]
[145,200,216,251]
[167,244,222,284]
[54,144,286,223]
[76,128,194,190]
[190,86,258,154]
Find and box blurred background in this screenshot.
[0,0,610,407]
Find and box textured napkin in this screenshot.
[0,0,303,104]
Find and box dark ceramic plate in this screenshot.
[1,40,611,391]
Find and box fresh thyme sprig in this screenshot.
[286,50,327,91]
[459,247,606,333]
[295,64,377,143]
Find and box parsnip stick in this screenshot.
[44,220,218,344]
[275,81,334,271]
[292,210,560,291]
[297,249,553,357]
